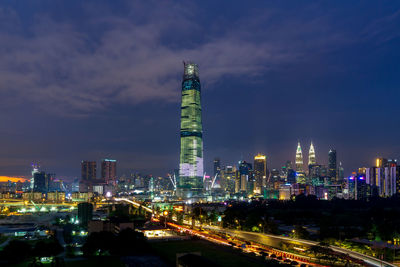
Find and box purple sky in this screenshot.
[0,1,400,179]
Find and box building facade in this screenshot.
[178,62,204,198]
[81,161,97,181]
[101,159,117,185]
[328,149,337,182]
[295,142,304,173]
[253,154,267,194]
[308,142,316,166]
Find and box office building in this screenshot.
[101,159,117,185]
[253,154,267,194]
[81,161,97,181]
[236,161,252,193]
[220,165,236,193]
[33,171,47,193]
[348,175,370,200]
[328,149,337,181]
[338,162,344,183]
[295,142,304,172]
[213,158,221,177]
[308,142,316,166]
[178,62,204,198]
[376,158,388,168]
[80,161,97,193]
[31,163,40,190]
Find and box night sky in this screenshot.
[1,1,400,179]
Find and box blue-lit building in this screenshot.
[348,175,370,200]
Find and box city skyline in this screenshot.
[0,1,400,178]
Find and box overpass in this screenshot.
[104,199,397,267]
[204,226,397,267]
[113,198,153,213]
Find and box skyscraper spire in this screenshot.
[308,141,316,166]
[295,142,304,172]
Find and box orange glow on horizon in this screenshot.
[0,176,29,183]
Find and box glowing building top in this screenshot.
[295,142,304,172]
[308,142,316,166]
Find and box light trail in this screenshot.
[206,227,396,267]
[113,198,153,213]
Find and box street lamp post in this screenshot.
[163,210,169,228]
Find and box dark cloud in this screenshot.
[0,1,353,116]
[0,1,399,178]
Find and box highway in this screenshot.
[205,227,396,267]
[109,198,397,267]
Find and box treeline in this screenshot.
[223,194,400,241]
[82,228,149,256]
[0,238,63,265]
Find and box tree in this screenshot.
[82,229,149,257]
[33,239,63,257]
[292,225,310,239]
[82,231,116,256]
[1,240,32,262]
[192,207,205,228]
[112,228,148,255]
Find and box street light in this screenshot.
[163,210,169,227]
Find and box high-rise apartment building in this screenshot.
[101,159,117,185]
[81,161,97,181]
[178,62,204,198]
[253,154,267,194]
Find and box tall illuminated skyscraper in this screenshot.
[31,162,40,190]
[254,154,267,194]
[328,149,337,180]
[295,142,304,172]
[308,142,316,166]
[177,62,204,198]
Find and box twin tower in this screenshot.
[175,63,320,198]
[295,141,316,172]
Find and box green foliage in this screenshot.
[222,201,278,234]
[293,225,310,239]
[81,228,148,257]
[224,194,400,242]
[33,239,64,257]
[1,240,32,262]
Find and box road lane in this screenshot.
[206,227,396,267]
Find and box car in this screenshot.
[284,259,292,263]
[290,261,299,266]
[277,256,283,260]
[270,254,277,258]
